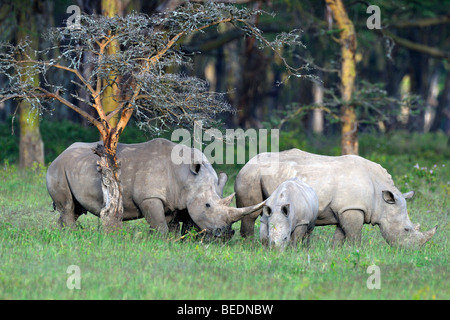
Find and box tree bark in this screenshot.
[93,105,132,232]
[93,143,123,233]
[430,68,450,133]
[101,0,124,128]
[19,106,44,168]
[311,80,324,134]
[17,0,45,168]
[382,29,450,60]
[326,0,358,155]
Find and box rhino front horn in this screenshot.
[419,225,438,245]
[227,201,266,223]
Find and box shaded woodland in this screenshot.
[0,0,449,167]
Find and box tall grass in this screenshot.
[0,132,448,299]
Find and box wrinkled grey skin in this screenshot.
[260,178,319,250]
[235,149,437,247]
[47,138,264,238]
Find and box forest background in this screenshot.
[0,0,449,165]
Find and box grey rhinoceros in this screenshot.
[260,178,319,250]
[235,149,437,247]
[47,138,264,238]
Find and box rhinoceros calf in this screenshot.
[260,178,319,250]
[47,138,264,238]
[235,149,437,247]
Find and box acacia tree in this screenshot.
[0,2,305,231]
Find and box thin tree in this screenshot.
[6,0,46,168]
[325,0,358,155]
[0,2,306,231]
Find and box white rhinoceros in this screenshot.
[235,149,437,247]
[260,178,319,250]
[47,138,264,238]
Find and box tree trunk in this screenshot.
[237,37,267,129]
[101,0,124,128]
[236,1,266,129]
[326,0,358,155]
[93,106,133,232]
[90,0,132,231]
[19,106,44,168]
[408,32,429,132]
[93,141,123,233]
[424,68,440,132]
[17,0,45,168]
[430,68,450,133]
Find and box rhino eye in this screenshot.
[281,205,290,217]
[205,203,211,208]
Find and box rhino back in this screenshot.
[47,138,178,218]
[47,141,104,215]
[240,149,397,225]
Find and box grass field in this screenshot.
[0,132,449,300]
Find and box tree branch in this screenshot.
[13,59,99,98]
[382,29,450,60]
[389,15,450,29]
[34,87,104,132]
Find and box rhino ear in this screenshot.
[190,162,201,175]
[403,191,415,200]
[382,190,396,204]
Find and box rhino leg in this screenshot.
[53,195,82,228]
[259,214,269,246]
[139,198,169,234]
[292,225,315,248]
[57,204,76,228]
[167,210,181,234]
[332,225,346,247]
[240,215,258,238]
[237,194,263,238]
[338,209,364,245]
[304,227,314,248]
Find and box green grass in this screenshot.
[0,133,449,300]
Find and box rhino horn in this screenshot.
[419,225,438,245]
[227,201,266,223]
[220,192,235,206]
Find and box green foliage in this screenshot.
[0,118,161,164]
[0,121,19,164]
[359,131,450,162]
[272,80,425,134]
